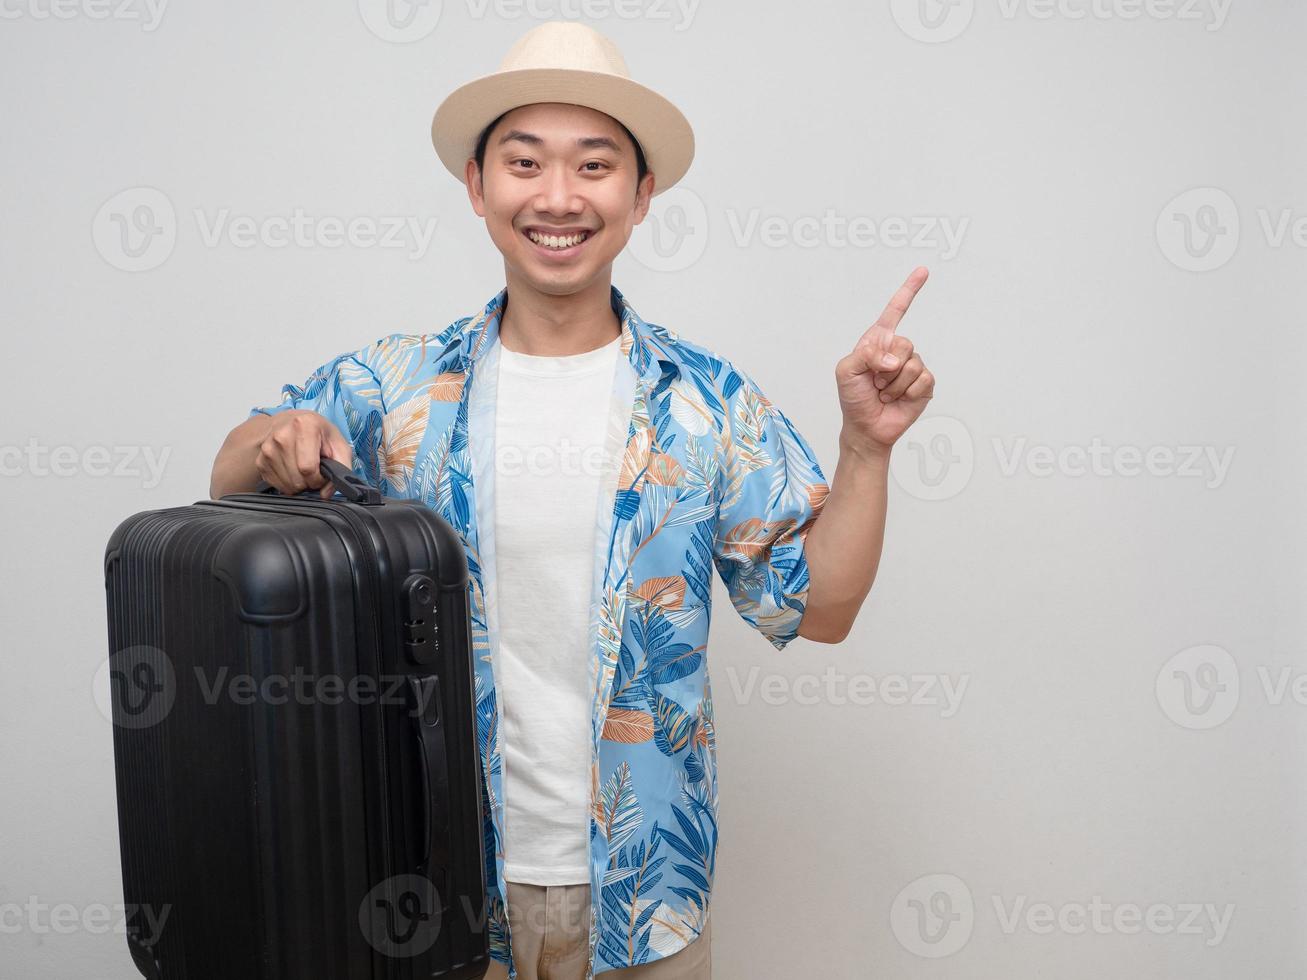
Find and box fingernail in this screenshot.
[883,354,899,368]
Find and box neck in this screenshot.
[498,270,620,356]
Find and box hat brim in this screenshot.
[432,68,694,197]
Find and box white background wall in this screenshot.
[1,1,1303,977]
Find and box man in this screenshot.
[209,21,935,980]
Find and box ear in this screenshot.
[632,171,656,224]
[466,159,486,217]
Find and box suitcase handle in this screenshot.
[407,675,453,911]
[253,457,382,505]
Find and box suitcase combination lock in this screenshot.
[402,573,439,664]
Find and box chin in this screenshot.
[510,256,609,295]
[525,273,592,297]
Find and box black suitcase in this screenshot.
[103,459,490,980]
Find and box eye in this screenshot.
[582,161,610,172]
[510,158,537,170]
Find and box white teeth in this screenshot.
[527,230,589,249]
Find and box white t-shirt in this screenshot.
[493,331,622,885]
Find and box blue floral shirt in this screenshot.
[249,284,830,976]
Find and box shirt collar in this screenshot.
[454,284,678,385]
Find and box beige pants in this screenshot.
[482,880,712,980]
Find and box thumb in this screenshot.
[319,427,355,499]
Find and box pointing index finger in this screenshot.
[878,266,929,334]
[862,266,929,351]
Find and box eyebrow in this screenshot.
[496,130,625,154]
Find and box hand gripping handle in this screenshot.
[253,457,381,505]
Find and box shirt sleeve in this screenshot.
[712,364,831,651]
[248,341,388,489]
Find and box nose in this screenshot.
[531,164,586,218]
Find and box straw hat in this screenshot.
[431,21,695,196]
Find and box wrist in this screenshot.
[839,429,893,466]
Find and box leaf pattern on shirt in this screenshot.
[380,395,428,492]
[247,284,828,977]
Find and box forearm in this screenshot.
[798,428,891,642]
[209,414,273,499]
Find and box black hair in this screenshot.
[472,107,649,188]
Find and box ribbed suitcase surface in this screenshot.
[104,487,489,980]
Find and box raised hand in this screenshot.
[835,266,936,457]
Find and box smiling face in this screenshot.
[465,102,655,298]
